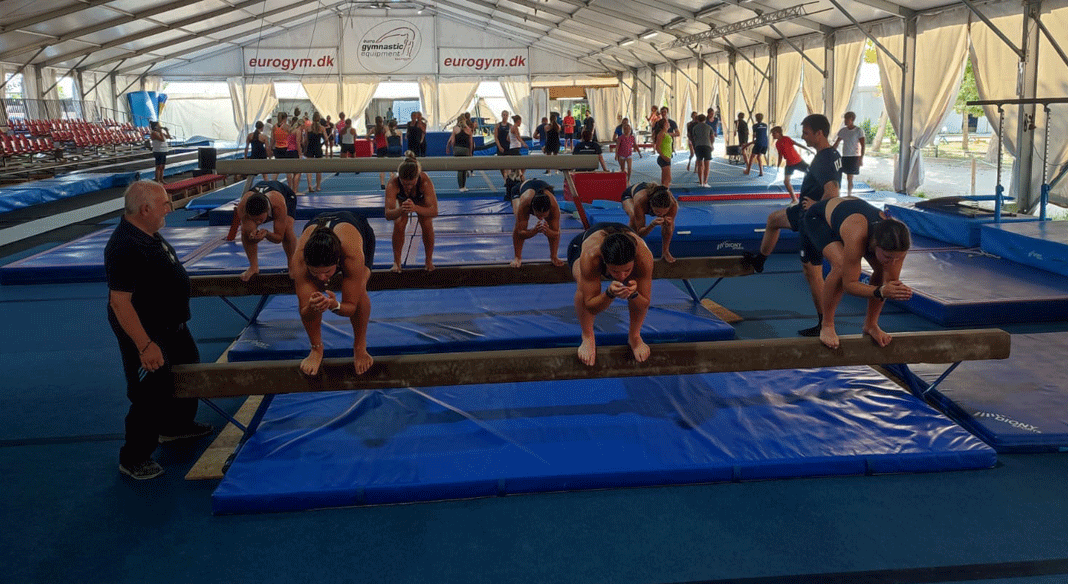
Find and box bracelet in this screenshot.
[310,343,323,349]
[873,285,884,300]
[139,340,153,355]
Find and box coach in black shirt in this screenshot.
[105,181,211,480]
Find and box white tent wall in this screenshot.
[159,96,234,141]
[972,0,1068,207]
[636,68,653,135]
[875,11,969,193]
[228,77,277,143]
[801,36,826,116]
[586,87,618,141]
[831,29,866,130]
[775,51,803,131]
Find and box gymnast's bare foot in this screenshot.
[240,267,258,282]
[353,348,374,375]
[510,257,522,268]
[662,252,676,263]
[577,337,596,366]
[863,325,893,347]
[550,256,565,267]
[425,260,435,271]
[300,346,325,375]
[629,336,651,363]
[390,262,402,273]
[819,325,840,349]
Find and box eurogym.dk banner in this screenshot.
[344,17,436,74]
[439,48,529,75]
[243,48,339,75]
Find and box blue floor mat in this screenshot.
[207,195,514,225]
[886,332,1068,452]
[980,220,1068,278]
[212,366,996,514]
[226,280,735,361]
[858,249,1068,326]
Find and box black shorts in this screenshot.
[657,155,671,168]
[841,156,861,175]
[505,148,521,156]
[785,201,811,232]
[752,144,768,155]
[283,150,299,159]
[784,161,809,176]
[799,199,836,266]
[153,152,167,166]
[694,145,712,161]
[341,143,356,155]
[273,148,287,159]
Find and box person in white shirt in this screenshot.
[832,112,866,196]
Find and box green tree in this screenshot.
[954,60,983,152]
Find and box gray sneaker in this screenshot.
[119,459,164,480]
[158,421,213,443]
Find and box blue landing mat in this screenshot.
[886,332,1068,452]
[212,366,996,514]
[207,195,514,225]
[888,203,1037,248]
[402,230,584,266]
[226,281,734,362]
[0,226,228,284]
[0,172,137,214]
[980,221,1068,278]
[412,213,585,234]
[585,202,799,257]
[856,249,1068,326]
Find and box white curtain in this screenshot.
[734,48,770,118]
[972,0,1068,206]
[532,87,549,125]
[161,97,235,141]
[417,76,437,130]
[301,77,341,123]
[775,50,803,128]
[654,65,670,116]
[636,68,652,134]
[679,61,699,120]
[876,12,969,192]
[143,76,161,94]
[700,59,719,116]
[436,78,479,130]
[341,77,379,133]
[832,29,866,126]
[802,39,825,115]
[499,76,532,129]
[586,87,619,141]
[228,77,277,143]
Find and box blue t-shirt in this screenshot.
[753,122,769,148]
[799,148,842,203]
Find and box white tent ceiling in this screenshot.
[0,0,982,77]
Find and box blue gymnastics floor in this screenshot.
[212,366,996,514]
[886,332,1068,453]
[226,280,735,361]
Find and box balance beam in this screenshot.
[172,329,1010,399]
[214,155,602,175]
[188,257,753,297]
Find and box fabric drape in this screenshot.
[499,76,532,129]
[435,78,479,131]
[876,12,969,192]
[417,76,437,129]
[532,88,549,124]
[831,29,866,127]
[586,87,619,141]
[801,39,825,115]
[775,51,803,128]
[301,76,341,124]
[636,68,652,134]
[341,78,379,134]
[972,0,1068,207]
[228,77,277,143]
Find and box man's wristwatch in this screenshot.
[872,286,884,300]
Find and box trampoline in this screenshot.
[212,366,996,514]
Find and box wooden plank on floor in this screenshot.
[701,298,743,323]
[185,396,261,481]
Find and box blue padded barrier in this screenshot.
[212,366,996,514]
[885,332,1068,452]
[226,280,735,362]
[980,221,1068,278]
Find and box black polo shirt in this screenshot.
[573,141,602,155]
[105,217,191,336]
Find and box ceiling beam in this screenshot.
[848,0,916,18]
[717,0,834,35]
[0,0,116,33]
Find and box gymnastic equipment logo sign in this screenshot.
[354,19,429,74]
[439,48,530,75]
[243,48,338,75]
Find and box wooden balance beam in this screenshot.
[172,329,1010,399]
[214,155,604,175]
[188,257,753,297]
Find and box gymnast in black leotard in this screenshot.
[384,151,438,272]
[236,181,298,282]
[803,196,912,350]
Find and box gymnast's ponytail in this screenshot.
[398,151,421,180]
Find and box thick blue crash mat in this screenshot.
[226,280,735,361]
[0,172,136,214]
[0,226,227,284]
[980,220,1068,278]
[887,203,1036,248]
[402,231,584,267]
[886,332,1068,452]
[857,249,1068,326]
[585,202,799,258]
[207,195,513,225]
[212,366,996,514]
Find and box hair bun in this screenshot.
[404,150,417,160]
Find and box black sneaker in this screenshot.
[158,422,213,444]
[741,251,767,273]
[119,459,164,480]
